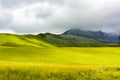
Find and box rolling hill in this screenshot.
[0,34,53,47]
[0,29,120,47]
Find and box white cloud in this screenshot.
[0,29,15,33]
[0,0,120,34]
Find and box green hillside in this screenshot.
[37,33,105,47]
[0,33,119,47]
[0,34,53,47]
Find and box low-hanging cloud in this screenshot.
[0,0,120,34]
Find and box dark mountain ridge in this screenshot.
[63,29,120,43]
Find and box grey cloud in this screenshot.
[0,16,12,28]
[0,0,120,34]
[0,0,64,8]
[35,7,53,19]
[46,0,120,33]
[0,8,13,29]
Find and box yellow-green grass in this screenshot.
[0,47,120,80]
[0,34,54,47]
[0,47,120,66]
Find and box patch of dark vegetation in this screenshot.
[1,42,23,47]
[116,67,120,71]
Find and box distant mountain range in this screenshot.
[0,29,120,47]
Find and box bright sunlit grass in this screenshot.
[0,47,120,66]
[0,47,120,80]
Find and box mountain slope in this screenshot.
[37,33,105,47]
[0,34,54,47]
[63,29,120,43]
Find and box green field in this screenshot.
[0,47,120,80]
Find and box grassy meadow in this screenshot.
[0,47,120,80]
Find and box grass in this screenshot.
[0,34,54,47]
[0,47,120,66]
[0,68,120,80]
[0,47,120,80]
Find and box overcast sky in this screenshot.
[0,0,120,34]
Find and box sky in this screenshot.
[0,0,120,34]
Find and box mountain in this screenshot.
[0,30,120,47]
[63,29,120,43]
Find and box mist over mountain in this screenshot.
[63,29,120,43]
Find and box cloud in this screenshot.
[0,0,64,8]
[0,0,120,34]
[0,5,13,29]
[0,29,15,33]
